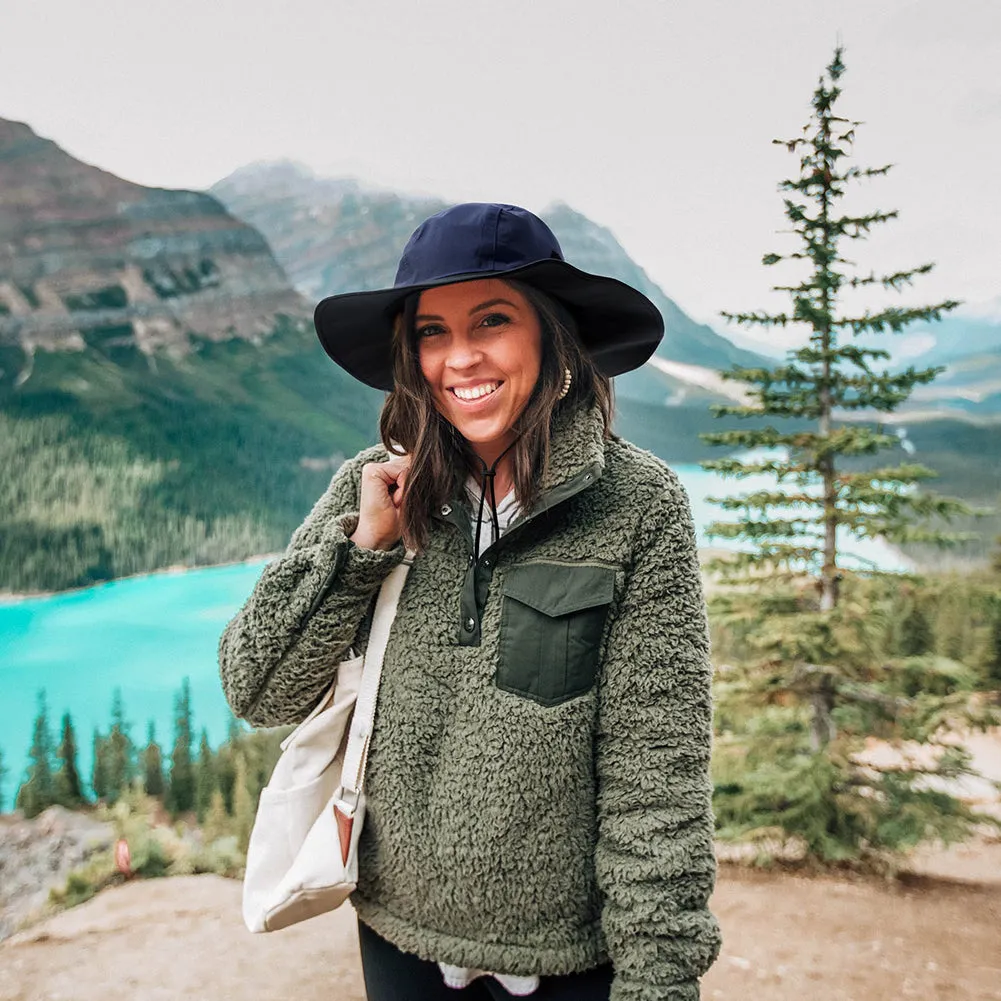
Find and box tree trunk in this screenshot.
[817,113,839,612]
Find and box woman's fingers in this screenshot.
[352,455,411,550]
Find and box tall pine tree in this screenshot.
[167,678,195,815]
[141,720,166,798]
[54,711,85,808]
[703,48,988,864]
[195,728,217,822]
[103,689,136,803]
[704,46,965,607]
[92,727,110,802]
[16,690,57,819]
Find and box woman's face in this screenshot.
[415,278,543,464]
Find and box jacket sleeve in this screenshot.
[595,473,721,1001]
[218,451,405,727]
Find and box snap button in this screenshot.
[482,557,491,568]
[441,504,452,516]
[467,554,475,567]
[584,473,592,482]
[464,617,475,632]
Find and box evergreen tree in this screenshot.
[215,715,243,814]
[91,727,110,802]
[899,601,933,657]
[195,728,217,822]
[54,711,85,808]
[703,48,988,864]
[987,594,1001,688]
[15,690,57,818]
[140,720,166,798]
[166,678,195,815]
[232,751,254,854]
[203,787,231,844]
[703,46,966,607]
[103,689,136,804]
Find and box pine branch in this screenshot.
[709,491,824,511]
[835,681,911,716]
[848,264,934,290]
[708,518,819,540]
[838,301,961,334]
[700,458,813,479]
[721,310,792,328]
[837,465,941,487]
[843,164,894,181]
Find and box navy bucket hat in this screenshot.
[313,202,664,391]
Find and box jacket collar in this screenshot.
[540,402,607,495]
[438,403,607,542]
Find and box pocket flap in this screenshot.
[501,563,615,618]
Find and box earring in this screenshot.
[557,368,572,400]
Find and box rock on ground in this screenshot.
[0,807,112,941]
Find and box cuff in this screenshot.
[330,512,405,592]
[611,979,699,1001]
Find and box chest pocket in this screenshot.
[496,563,616,707]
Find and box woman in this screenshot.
[219,203,720,1000]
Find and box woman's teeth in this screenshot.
[451,382,500,401]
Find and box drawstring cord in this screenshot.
[472,438,519,558]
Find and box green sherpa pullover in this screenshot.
[219,405,721,1000]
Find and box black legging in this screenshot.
[358,921,613,1001]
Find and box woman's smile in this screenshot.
[449,380,503,403]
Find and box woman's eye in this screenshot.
[417,323,445,339]
[480,312,510,329]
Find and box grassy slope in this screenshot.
[0,319,382,592]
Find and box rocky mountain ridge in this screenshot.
[0,118,305,384]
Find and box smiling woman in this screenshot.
[220,203,721,1001]
[379,273,611,556]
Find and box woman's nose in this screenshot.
[444,336,483,371]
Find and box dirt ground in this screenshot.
[2,856,998,1001]
[4,730,999,1000]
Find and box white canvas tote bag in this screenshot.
[242,554,412,933]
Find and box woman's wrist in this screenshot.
[349,528,398,552]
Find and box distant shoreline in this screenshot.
[0,544,909,604]
[0,553,279,604]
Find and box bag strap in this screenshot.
[336,549,414,814]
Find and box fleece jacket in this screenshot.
[219,404,722,1001]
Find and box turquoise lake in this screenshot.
[0,464,907,810]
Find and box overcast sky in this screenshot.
[3,0,998,349]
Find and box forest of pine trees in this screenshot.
[9,679,286,854]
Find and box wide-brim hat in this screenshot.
[314,202,664,392]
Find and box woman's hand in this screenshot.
[349,455,410,551]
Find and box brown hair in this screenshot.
[378,279,613,552]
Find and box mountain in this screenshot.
[210,162,780,456]
[0,120,381,593]
[0,119,305,378]
[3,124,997,593]
[210,161,443,303]
[210,162,768,375]
[909,311,1001,368]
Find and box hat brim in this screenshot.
[313,258,664,392]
